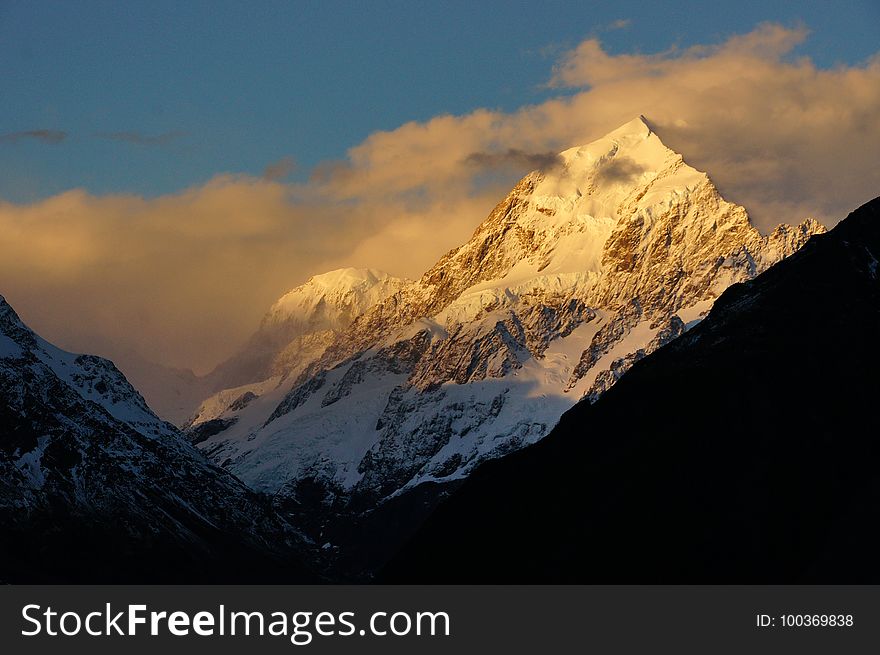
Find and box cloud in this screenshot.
[0,129,67,145]
[607,19,631,31]
[0,178,359,372]
[323,21,878,233]
[594,156,646,185]
[262,156,297,181]
[96,131,186,146]
[464,149,562,172]
[548,23,811,88]
[1,23,878,376]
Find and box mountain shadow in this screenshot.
[384,196,880,583]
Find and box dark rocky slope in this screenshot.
[384,197,880,583]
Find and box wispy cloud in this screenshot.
[262,156,297,181]
[96,131,186,146]
[464,149,562,172]
[594,156,646,184]
[0,129,67,145]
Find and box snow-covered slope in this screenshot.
[185,268,408,434]
[196,117,824,515]
[0,295,314,582]
[266,268,410,335]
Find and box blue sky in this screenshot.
[2,0,878,203]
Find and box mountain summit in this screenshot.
[191,118,824,565]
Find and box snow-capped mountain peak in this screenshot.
[466,113,704,281]
[192,117,825,539]
[1,295,175,439]
[306,117,816,366]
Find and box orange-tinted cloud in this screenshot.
[317,22,878,231]
[0,180,346,372]
[262,156,297,181]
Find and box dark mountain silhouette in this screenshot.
[384,197,880,583]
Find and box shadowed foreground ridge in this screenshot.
[384,196,880,583]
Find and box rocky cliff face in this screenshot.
[193,117,824,537]
[0,296,315,582]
